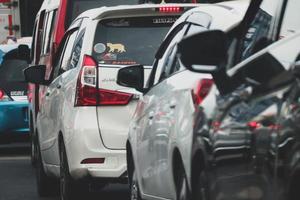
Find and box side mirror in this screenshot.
[117,65,144,92]
[178,30,228,73]
[23,65,49,85]
[18,44,30,63]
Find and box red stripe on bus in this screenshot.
[0,0,10,3]
[8,14,13,35]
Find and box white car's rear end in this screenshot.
[69,4,198,177]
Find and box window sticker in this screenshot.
[107,43,126,53]
[94,43,106,54]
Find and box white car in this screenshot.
[116,1,252,200]
[24,4,197,200]
[117,0,300,199]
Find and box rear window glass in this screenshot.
[0,59,28,82]
[92,16,177,66]
[66,0,140,28]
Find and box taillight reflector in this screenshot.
[0,89,4,99]
[81,158,105,164]
[192,79,214,105]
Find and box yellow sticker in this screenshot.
[107,43,126,53]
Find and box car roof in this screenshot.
[169,0,249,33]
[75,3,200,20]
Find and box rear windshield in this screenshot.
[66,0,140,28]
[92,16,177,66]
[0,59,28,82]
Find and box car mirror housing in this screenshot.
[178,30,228,73]
[117,65,144,93]
[17,44,30,63]
[23,65,49,85]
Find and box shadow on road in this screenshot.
[0,143,130,200]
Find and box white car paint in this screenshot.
[36,3,198,183]
[125,1,251,200]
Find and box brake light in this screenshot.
[192,79,214,105]
[248,121,261,131]
[75,55,133,106]
[0,89,11,102]
[0,89,4,99]
[158,6,182,13]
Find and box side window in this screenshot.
[238,0,280,61]
[69,32,84,69]
[35,11,46,64]
[52,30,79,79]
[30,22,37,63]
[41,10,57,55]
[158,23,204,82]
[156,28,185,83]
[59,30,79,73]
[280,0,300,38]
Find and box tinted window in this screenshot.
[238,0,280,61]
[69,33,84,69]
[93,16,176,66]
[58,30,79,74]
[0,59,28,82]
[42,10,57,55]
[66,0,139,28]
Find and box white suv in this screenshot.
[24,4,196,200]
[116,1,250,200]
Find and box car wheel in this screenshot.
[176,164,189,200]
[130,169,142,200]
[36,142,58,196]
[31,133,37,166]
[193,172,208,200]
[30,119,36,166]
[60,141,88,200]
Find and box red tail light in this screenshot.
[247,121,261,131]
[0,89,11,102]
[75,55,133,106]
[192,79,214,105]
[158,6,182,13]
[0,89,4,99]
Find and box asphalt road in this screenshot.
[0,144,130,200]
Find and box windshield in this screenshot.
[66,0,140,28]
[92,16,177,66]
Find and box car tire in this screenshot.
[176,163,189,200]
[130,169,142,200]
[30,132,37,166]
[36,141,58,197]
[30,118,36,166]
[60,141,88,200]
[193,172,208,200]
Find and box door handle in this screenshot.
[148,111,154,120]
[169,100,177,109]
[56,84,61,89]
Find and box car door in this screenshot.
[151,22,211,199]
[38,28,79,164]
[135,24,188,197]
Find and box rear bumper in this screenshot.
[62,107,128,180]
[0,101,29,136]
